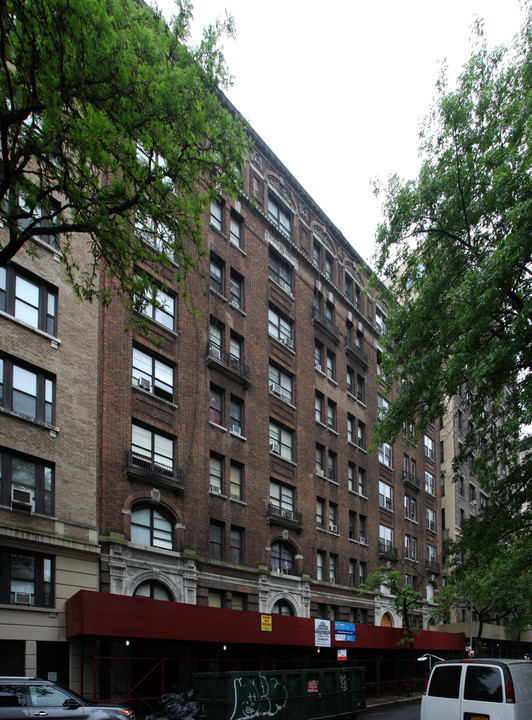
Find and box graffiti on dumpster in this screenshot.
[230,674,288,720]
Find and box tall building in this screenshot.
[1,115,464,705]
[0,228,101,681]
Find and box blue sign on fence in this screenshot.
[334,621,356,642]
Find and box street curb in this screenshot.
[362,695,422,713]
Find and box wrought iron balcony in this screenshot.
[206,343,250,388]
[378,540,398,560]
[426,559,441,574]
[344,336,369,369]
[126,450,184,492]
[311,307,341,344]
[402,469,421,491]
[267,503,303,532]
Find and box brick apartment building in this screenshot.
[1,110,463,705]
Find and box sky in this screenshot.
[158,0,526,266]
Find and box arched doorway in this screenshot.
[381,612,393,627]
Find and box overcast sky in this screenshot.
[159,0,526,265]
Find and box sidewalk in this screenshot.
[364,693,422,711]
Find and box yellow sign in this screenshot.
[261,614,273,632]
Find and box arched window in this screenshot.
[270,542,294,574]
[131,505,173,549]
[134,581,172,601]
[272,600,294,615]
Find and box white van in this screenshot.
[420,659,532,720]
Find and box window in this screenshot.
[379,443,392,467]
[328,451,337,483]
[269,363,293,404]
[349,559,356,586]
[268,247,293,292]
[131,505,173,549]
[469,483,477,504]
[358,467,367,496]
[347,414,356,443]
[426,507,436,532]
[210,198,223,231]
[209,386,224,425]
[329,554,338,583]
[208,590,224,607]
[209,319,223,358]
[132,347,174,401]
[232,593,246,610]
[0,356,54,425]
[270,480,294,512]
[131,423,173,473]
[349,511,356,539]
[325,254,333,281]
[376,309,386,333]
[328,503,338,531]
[345,274,353,300]
[313,241,322,268]
[327,400,337,431]
[0,265,57,335]
[229,333,242,363]
[138,284,175,330]
[230,526,244,564]
[326,351,335,381]
[359,561,367,585]
[314,340,323,371]
[230,396,243,434]
[209,254,224,295]
[134,581,172,600]
[347,367,354,395]
[379,481,392,510]
[424,435,435,460]
[464,666,503,703]
[426,544,437,566]
[404,494,417,521]
[268,193,291,236]
[357,420,365,449]
[356,374,365,402]
[230,269,243,309]
[271,542,294,574]
[348,462,356,492]
[269,422,294,461]
[315,444,324,475]
[210,522,224,560]
[315,393,324,423]
[272,599,293,615]
[355,284,362,310]
[425,470,435,495]
[209,454,223,494]
[404,534,417,561]
[325,301,334,325]
[0,548,53,607]
[316,550,325,581]
[379,525,393,554]
[268,307,293,347]
[230,462,243,500]
[316,498,325,528]
[0,450,54,515]
[230,211,242,247]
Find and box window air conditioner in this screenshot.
[329,524,338,533]
[231,424,242,435]
[359,536,366,544]
[11,486,33,510]
[137,377,151,391]
[315,361,322,371]
[14,592,32,605]
[209,485,222,494]
[330,576,336,584]
[281,509,293,518]
[271,566,281,573]
[269,382,282,397]
[279,337,293,348]
[269,441,280,454]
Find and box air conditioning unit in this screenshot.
[271,566,281,573]
[315,361,322,371]
[281,509,293,518]
[269,382,282,397]
[209,485,222,494]
[210,345,221,358]
[329,524,338,533]
[471,500,477,506]
[279,337,293,348]
[330,576,336,584]
[231,424,242,435]
[359,536,366,544]
[14,592,32,605]
[11,486,33,511]
[269,441,280,454]
[137,377,151,391]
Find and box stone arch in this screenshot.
[124,568,181,602]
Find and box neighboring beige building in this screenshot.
[0,229,101,685]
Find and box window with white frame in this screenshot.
[269,363,293,404]
[326,350,336,381]
[230,269,243,309]
[229,396,243,435]
[327,400,336,431]
[348,462,356,492]
[404,494,417,521]
[358,467,367,496]
[269,422,294,461]
[138,284,175,330]
[271,541,294,574]
[230,526,244,565]
[268,306,293,347]
[315,393,324,424]
[270,480,294,513]
[132,347,174,401]
[378,442,392,467]
[316,550,325,581]
[328,451,337,483]
[316,498,325,528]
[131,505,173,549]
[132,424,173,473]
[230,462,243,500]
[379,481,393,510]
[209,454,223,494]
[328,503,338,532]
[426,544,437,566]
[210,198,223,231]
[379,525,393,554]
[425,470,435,495]
[314,340,323,371]
[229,210,242,247]
[426,507,436,532]
[0,265,57,335]
[357,421,365,449]
[209,386,224,426]
[0,449,54,515]
[424,434,435,460]
[329,553,338,583]
[347,366,354,395]
[348,414,356,443]
[209,254,224,295]
[209,319,223,357]
[316,444,324,475]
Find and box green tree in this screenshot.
[373,12,532,563]
[0,0,249,312]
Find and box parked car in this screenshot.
[420,658,532,720]
[0,676,135,719]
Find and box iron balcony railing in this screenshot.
[267,503,303,526]
[126,450,184,488]
[207,342,250,380]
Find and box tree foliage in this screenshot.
[373,10,532,563]
[0,0,250,311]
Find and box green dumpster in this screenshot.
[193,666,365,720]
